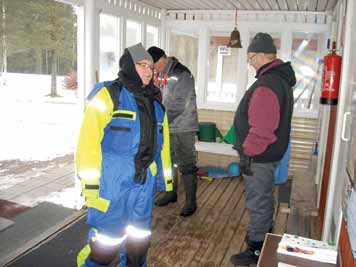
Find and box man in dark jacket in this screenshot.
[230,33,296,265]
[148,46,199,217]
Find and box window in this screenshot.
[99,14,120,81]
[246,32,281,89]
[207,35,240,103]
[126,20,141,47]
[146,25,159,48]
[291,32,324,111]
[168,32,198,83]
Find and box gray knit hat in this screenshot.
[127,43,153,64]
[247,33,277,54]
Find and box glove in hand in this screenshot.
[239,154,253,176]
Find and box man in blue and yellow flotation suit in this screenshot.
[76,43,173,267]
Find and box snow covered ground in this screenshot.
[0,73,83,161]
[0,73,84,209]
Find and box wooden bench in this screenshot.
[195,141,237,156]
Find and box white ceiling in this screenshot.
[138,0,338,11]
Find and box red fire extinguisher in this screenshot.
[320,41,342,105]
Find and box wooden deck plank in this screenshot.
[148,178,225,266]
[310,215,321,240]
[220,210,250,267]
[274,203,289,235]
[147,177,310,267]
[151,178,210,247]
[180,178,242,266]
[168,178,231,266]
[193,179,245,267]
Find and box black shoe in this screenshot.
[155,192,177,207]
[179,204,197,217]
[230,240,263,265]
[230,249,259,265]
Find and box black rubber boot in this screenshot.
[155,191,177,206]
[126,238,150,267]
[155,169,178,207]
[180,173,197,217]
[230,240,264,265]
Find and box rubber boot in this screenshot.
[155,168,178,207]
[126,238,150,267]
[180,173,197,217]
[230,240,264,265]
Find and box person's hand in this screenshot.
[239,155,253,176]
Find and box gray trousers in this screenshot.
[243,161,279,242]
[170,131,197,174]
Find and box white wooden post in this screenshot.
[197,25,208,108]
[281,30,292,62]
[160,9,167,50]
[84,0,99,93]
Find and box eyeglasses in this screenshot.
[247,54,257,63]
[136,62,154,71]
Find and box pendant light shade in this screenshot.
[228,9,242,48]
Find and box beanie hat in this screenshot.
[147,46,166,63]
[247,33,277,54]
[119,48,142,87]
[127,43,153,64]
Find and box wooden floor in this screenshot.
[148,176,320,267]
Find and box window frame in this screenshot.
[166,21,329,118]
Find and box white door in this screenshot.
[322,0,356,243]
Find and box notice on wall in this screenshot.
[218,45,231,56]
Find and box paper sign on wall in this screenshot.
[218,45,231,56]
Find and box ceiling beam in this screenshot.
[226,0,239,9]
[308,0,318,11]
[197,0,217,10]
[234,0,250,10]
[208,0,228,10]
[326,0,338,11]
[277,0,289,10]
[266,0,280,10]
[257,0,272,10]
[139,0,340,12]
[317,0,328,11]
[142,0,179,10]
[286,0,297,10]
[246,0,263,10]
[297,0,309,11]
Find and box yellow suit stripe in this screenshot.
[76,87,113,181]
[161,113,173,191]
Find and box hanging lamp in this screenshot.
[228,9,242,48]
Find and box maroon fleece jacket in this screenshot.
[243,59,284,157]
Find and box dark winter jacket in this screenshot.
[156,57,199,133]
[234,59,296,163]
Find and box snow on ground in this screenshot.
[0,73,83,161]
[0,73,84,209]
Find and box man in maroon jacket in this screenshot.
[231,33,296,265]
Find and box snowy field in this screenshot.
[0,73,83,161]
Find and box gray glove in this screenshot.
[240,154,253,176]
